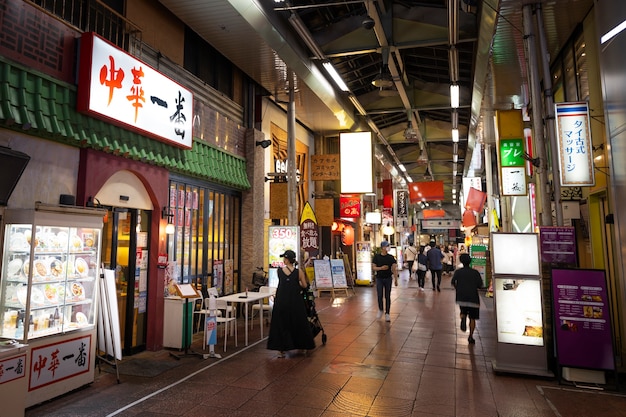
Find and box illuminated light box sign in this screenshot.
[555,102,595,186]
[491,232,540,276]
[77,32,193,149]
[340,132,373,193]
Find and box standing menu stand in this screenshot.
[313,259,335,298]
[330,259,350,297]
[170,284,203,360]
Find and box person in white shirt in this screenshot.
[403,243,418,280]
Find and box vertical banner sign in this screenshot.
[268,226,300,267]
[213,260,224,293]
[552,269,614,370]
[205,316,217,346]
[300,202,319,260]
[396,190,408,217]
[499,138,527,196]
[555,102,595,186]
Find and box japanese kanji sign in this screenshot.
[0,353,26,385]
[499,138,525,166]
[555,102,595,186]
[311,154,340,181]
[339,194,361,218]
[77,32,193,149]
[29,335,91,391]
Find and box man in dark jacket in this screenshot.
[426,241,444,291]
[451,253,484,344]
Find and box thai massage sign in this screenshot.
[77,32,193,149]
[555,102,595,186]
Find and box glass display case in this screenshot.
[0,204,104,342]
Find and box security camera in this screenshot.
[362,16,375,30]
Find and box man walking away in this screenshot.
[403,243,418,280]
[426,242,444,291]
[451,253,484,344]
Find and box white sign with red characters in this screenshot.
[77,32,193,149]
[0,353,26,385]
[29,335,91,390]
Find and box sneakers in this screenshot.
[419,287,425,292]
[460,316,467,332]
[468,336,475,344]
[376,310,383,319]
[385,314,390,322]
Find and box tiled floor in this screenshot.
[26,269,626,416]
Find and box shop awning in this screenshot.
[0,59,250,190]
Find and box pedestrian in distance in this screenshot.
[372,241,398,322]
[416,246,428,291]
[451,253,484,344]
[403,243,418,280]
[426,241,444,291]
[267,250,316,358]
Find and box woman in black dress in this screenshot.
[267,250,315,358]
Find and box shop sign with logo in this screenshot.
[339,194,361,218]
[77,32,193,149]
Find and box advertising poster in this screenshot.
[495,277,544,346]
[552,269,614,370]
[330,259,348,288]
[224,259,234,294]
[213,260,224,293]
[355,241,372,285]
[268,226,300,267]
[539,226,577,264]
[313,259,333,289]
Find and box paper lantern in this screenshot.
[341,225,354,245]
[462,210,477,228]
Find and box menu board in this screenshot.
[552,269,614,370]
[330,259,348,288]
[494,277,544,346]
[539,226,576,264]
[313,260,333,289]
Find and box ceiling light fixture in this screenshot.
[323,62,349,91]
[398,164,406,172]
[450,84,460,108]
[371,69,394,88]
[348,95,367,116]
[453,154,458,162]
[452,128,459,143]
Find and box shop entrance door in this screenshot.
[101,207,150,355]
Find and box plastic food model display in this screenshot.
[1,222,100,340]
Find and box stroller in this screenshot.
[303,287,327,345]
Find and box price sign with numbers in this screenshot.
[268,226,300,267]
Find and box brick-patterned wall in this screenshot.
[0,0,77,84]
[241,128,267,289]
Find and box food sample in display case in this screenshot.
[0,210,102,342]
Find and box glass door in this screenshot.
[101,208,150,355]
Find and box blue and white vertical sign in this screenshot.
[204,316,217,346]
[555,102,595,186]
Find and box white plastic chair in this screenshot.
[251,286,274,329]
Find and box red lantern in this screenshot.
[341,225,354,246]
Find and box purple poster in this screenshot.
[552,269,614,370]
[540,226,576,264]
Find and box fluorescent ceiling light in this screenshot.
[450,84,460,108]
[323,62,349,91]
[601,19,626,44]
[453,154,458,162]
[452,128,459,143]
[406,176,413,182]
[398,164,406,172]
[348,95,367,116]
[289,14,325,59]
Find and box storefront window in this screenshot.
[167,179,241,296]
